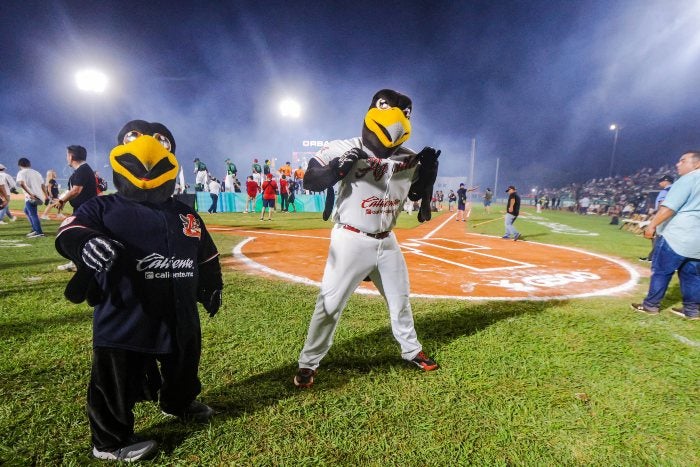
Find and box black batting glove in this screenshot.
[81,237,123,273]
[332,148,368,179]
[201,289,222,317]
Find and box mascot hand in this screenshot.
[333,148,368,179]
[418,195,432,222]
[417,147,441,167]
[81,237,123,272]
[201,289,222,317]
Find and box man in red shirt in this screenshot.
[245,175,259,213]
[279,175,290,212]
[260,173,277,220]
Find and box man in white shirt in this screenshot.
[207,177,221,213]
[16,157,46,237]
[0,163,18,223]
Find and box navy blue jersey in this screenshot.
[56,194,222,353]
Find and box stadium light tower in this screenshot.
[75,69,108,161]
[279,98,301,119]
[608,124,620,178]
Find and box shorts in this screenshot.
[263,199,275,208]
[483,200,491,206]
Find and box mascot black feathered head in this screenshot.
[109,120,179,204]
[362,89,412,158]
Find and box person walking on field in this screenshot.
[483,187,493,214]
[54,145,98,271]
[503,185,521,241]
[260,173,277,221]
[631,151,700,319]
[16,157,46,238]
[244,175,259,213]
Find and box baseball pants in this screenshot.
[298,225,422,370]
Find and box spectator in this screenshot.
[279,174,290,212]
[260,173,277,221]
[16,157,46,238]
[483,188,493,214]
[55,145,98,270]
[245,175,259,213]
[0,163,18,223]
[631,151,700,319]
[207,177,221,213]
[503,185,521,241]
[41,169,62,219]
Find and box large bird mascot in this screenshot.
[55,120,223,462]
[293,89,440,389]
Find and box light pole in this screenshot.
[75,69,108,160]
[608,124,620,178]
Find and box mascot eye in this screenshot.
[153,133,172,151]
[403,108,412,119]
[123,130,142,145]
[376,98,390,110]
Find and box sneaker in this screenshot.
[513,233,521,241]
[670,307,700,320]
[9,216,16,222]
[638,257,651,262]
[293,368,317,388]
[410,351,439,371]
[162,400,214,423]
[93,439,158,462]
[57,261,77,272]
[27,232,45,238]
[56,214,66,219]
[501,235,510,239]
[0,220,6,225]
[630,303,659,315]
[26,231,37,237]
[40,215,49,220]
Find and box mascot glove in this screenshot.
[202,289,222,317]
[417,147,441,167]
[334,148,368,178]
[81,237,123,273]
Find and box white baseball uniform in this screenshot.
[298,137,424,370]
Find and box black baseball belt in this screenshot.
[342,224,391,239]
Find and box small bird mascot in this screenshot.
[293,89,440,389]
[55,120,223,462]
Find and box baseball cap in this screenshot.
[459,182,464,186]
[657,175,674,183]
[505,185,516,192]
[0,163,5,170]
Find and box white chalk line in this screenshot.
[229,226,640,301]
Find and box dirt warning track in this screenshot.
[212,213,638,301]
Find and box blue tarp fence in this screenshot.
[195,192,326,213]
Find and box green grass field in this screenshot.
[1,201,698,465]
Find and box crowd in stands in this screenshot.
[534,164,676,218]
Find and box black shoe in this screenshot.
[162,400,214,423]
[93,439,158,461]
[638,257,651,262]
[293,368,316,388]
[670,307,700,320]
[630,303,659,315]
[410,351,439,371]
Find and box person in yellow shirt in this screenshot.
[279,161,292,178]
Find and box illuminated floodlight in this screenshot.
[609,124,617,131]
[75,69,108,93]
[279,98,301,118]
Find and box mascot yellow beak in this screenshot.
[110,135,179,190]
[364,106,411,148]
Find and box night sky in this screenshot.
[2,0,699,190]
